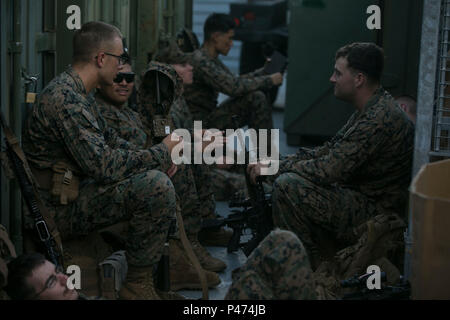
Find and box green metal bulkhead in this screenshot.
[285,0,423,146]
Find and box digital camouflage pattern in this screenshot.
[96,62,213,234]
[22,67,175,267]
[170,97,193,130]
[271,88,415,259]
[225,229,317,300]
[136,61,183,132]
[184,47,274,130]
[96,94,148,148]
[209,168,247,201]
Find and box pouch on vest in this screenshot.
[50,162,80,205]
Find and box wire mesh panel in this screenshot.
[434,0,450,156]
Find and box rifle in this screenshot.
[340,271,410,300]
[0,112,63,268]
[149,70,208,298]
[202,116,273,257]
[202,187,272,257]
[151,71,173,143]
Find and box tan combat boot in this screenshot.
[170,239,221,291]
[119,265,161,300]
[198,227,233,247]
[189,235,227,273]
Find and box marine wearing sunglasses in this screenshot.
[114,72,136,84]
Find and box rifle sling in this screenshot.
[175,204,209,300]
[0,114,64,259]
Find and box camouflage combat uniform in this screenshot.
[271,88,415,260]
[225,229,317,300]
[162,71,217,218]
[184,47,275,130]
[96,62,214,233]
[22,67,175,267]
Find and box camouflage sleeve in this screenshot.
[279,116,387,185]
[278,113,358,172]
[104,126,142,151]
[169,98,193,129]
[196,58,274,97]
[279,144,332,172]
[53,102,172,184]
[240,67,266,78]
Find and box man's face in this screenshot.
[213,29,234,56]
[99,64,134,106]
[330,57,357,102]
[172,63,193,85]
[99,36,125,86]
[27,261,78,300]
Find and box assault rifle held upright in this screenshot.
[0,112,63,268]
[201,116,273,257]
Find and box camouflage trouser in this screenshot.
[193,91,273,130]
[272,173,378,257]
[190,164,216,219]
[225,229,317,300]
[209,168,247,201]
[52,170,176,267]
[170,164,205,234]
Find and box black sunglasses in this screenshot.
[114,72,135,84]
[104,52,130,65]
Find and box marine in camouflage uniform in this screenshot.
[96,65,202,237]
[160,44,249,203]
[96,61,226,273]
[269,44,415,267]
[168,96,216,218]
[184,47,275,131]
[225,229,317,300]
[183,13,281,131]
[22,66,175,269]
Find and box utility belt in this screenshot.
[31,162,81,205]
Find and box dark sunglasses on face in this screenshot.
[114,72,135,84]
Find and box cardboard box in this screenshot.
[410,159,450,299]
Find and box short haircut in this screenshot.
[5,253,46,300]
[73,21,122,64]
[204,13,236,42]
[396,94,417,115]
[335,42,384,84]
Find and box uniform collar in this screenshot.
[359,87,385,114]
[66,66,89,96]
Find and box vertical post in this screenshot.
[405,0,442,281]
[135,0,159,74]
[184,0,193,30]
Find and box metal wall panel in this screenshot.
[285,0,378,145]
